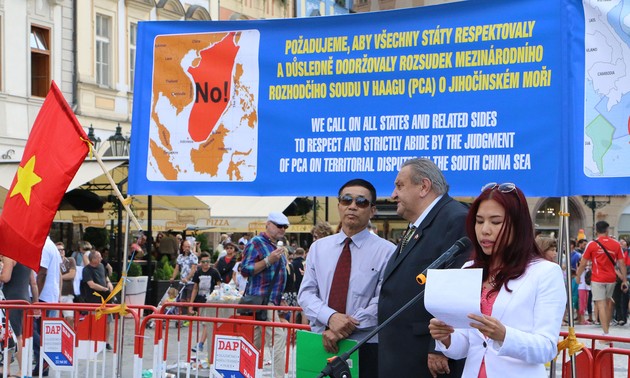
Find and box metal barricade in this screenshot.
[137,301,310,378]
[11,300,630,378]
[593,348,630,378]
[559,331,630,378]
[0,301,145,378]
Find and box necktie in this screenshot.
[328,237,352,314]
[401,225,416,250]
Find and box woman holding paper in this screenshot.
[429,183,566,377]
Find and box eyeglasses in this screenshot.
[271,222,289,229]
[200,260,210,263]
[338,194,373,208]
[481,182,517,193]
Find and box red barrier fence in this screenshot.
[144,301,310,377]
[2,301,629,378]
[559,330,630,378]
[0,302,143,377]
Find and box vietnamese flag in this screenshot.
[0,81,89,271]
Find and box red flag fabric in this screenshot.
[0,81,89,271]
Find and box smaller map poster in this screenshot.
[583,0,630,178]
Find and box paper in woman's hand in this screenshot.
[425,268,483,328]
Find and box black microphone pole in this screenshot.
[316,282,428,378]
[316,237,472,378]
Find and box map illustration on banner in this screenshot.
[583,0,630,178]
[148,30,259,182]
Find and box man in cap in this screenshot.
[240,212,289,378]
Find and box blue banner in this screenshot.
[129,0,628,197]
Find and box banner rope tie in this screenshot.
[94,250,141,319]
[556,326,583,357]
[80,136,94,159]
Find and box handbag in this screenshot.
[584,270,592,285]
[237,251,281,321]
[594,240,624,284]
[238,294,269,321]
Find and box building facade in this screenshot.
[352,0,457,13]
[0,0,73,160]
[73,0,293,155]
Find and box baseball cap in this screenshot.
[268,212,290,226]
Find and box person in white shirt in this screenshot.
[33,236,63,375]
[38,236,62,307]
[298,179,395,378]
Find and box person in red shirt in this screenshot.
[615,238,630,325]
[576,221,628,336]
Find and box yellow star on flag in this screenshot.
[10,155,42,206]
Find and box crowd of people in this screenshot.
[0,237,116,376]
[3,157,630,377]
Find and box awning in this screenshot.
[0,158,297,232]
[53,208,212,231]
[197,196,296,217]
[53,197,298,233]
[0,158,127,193]
[193,196,297,232]
[51,195,295,232]
[131,195,214,211]
[0,158,127,208]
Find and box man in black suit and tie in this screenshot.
[378,158,470,377]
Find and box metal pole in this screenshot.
[313,196,317,225]
[116,211,132,377]
[557,196,577,378]
[117,196,123,264]
[147,195,153,307]
[592,199,596,239]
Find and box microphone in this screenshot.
[416,237,472,285]
[315,236,472,378]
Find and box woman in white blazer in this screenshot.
[429,183,566,377]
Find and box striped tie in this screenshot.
[401,226,416,250]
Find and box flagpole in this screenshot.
[116,211,132,378]
[86,143,142,231]
[83,139,142,377]
[555,196,580,378]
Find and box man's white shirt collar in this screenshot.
[410,194,444,228]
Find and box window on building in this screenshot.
[129,22,137,92]
[96,14,111,87]
[30,25,50,97]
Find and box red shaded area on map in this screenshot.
[187,33,240,142]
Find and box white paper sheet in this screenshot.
[425,268,483,329]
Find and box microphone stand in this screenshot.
[316,236,471,378]
[316,287,427,378]
[316,247,469,378]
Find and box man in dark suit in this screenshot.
[378,158,470,377]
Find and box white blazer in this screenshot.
[436,259,566,378]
